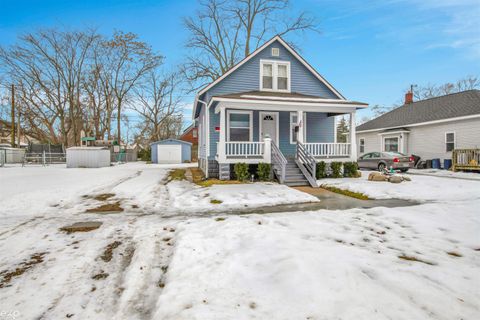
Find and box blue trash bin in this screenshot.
[432,158,441,169]
[444,159,452,170]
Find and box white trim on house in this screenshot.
[445,131,456,152]
[238,95,366,103]
[377,130,410,135]
[226,110,253,142]
[212,98,362,113]
[259,111,280,146]
[192,35,348,119]
[259,59,291,92]
[357,114,480,133]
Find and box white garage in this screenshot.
[150,139,192,164]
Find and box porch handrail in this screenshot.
[296,141,318,187]
[224,141,264,157]
[271,141,287,183]
[304,142,351,157]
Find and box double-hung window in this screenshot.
[384,137,399,152]
[260,60,290,92]
[359,138,365,153]
[228,111,252,142]
[445,132,455,152]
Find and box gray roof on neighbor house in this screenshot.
[357,90,480,132]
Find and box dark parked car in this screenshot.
[358,152,414,172]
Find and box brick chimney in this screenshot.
[404,91,413,104]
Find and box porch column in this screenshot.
[218,107,226,162]
[296,110,304,144]
[263,137,271,163]
[350,110,357,161]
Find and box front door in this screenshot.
[260,112,278,144]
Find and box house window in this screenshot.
[359,138,365,153]
[384,137,399,152]
[228,111,252,142]
[260,60,290,92]
[271,47,280,56]
[445,132,455,152]
[262,63,273,90]
[290,112,298,144]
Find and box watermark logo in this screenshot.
[0,310,20,320]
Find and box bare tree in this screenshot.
[413,75,480,100]
[0,28,99,146]
[102,31,163,144]
[131,69,184,142]
[184,0,318,88]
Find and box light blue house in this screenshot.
[193,36,367,186]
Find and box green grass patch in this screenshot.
[210,199,223,204]
[320,185,370,200]
[169,169,186,181]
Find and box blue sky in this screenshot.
[1,0,479,124]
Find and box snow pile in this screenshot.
[319,171,480,202]
[166,180,319,213]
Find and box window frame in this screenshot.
[289,112,306,144]
[226,110,253,142]
[260,59,291,92]
[359,138,365,153]
[383,136,399,153]
[445,131,456,152]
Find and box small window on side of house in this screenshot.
[445,132,455,152]
[384,137,399,152]
[271,47,280,56]
[359,138,365,153]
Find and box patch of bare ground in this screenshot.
[446,251,463,257]
[0,252,47,288]
[93,193,115,201]
[86,201,123,213]
[398,255,437,266]
[92,270,109,280]
[60,221,103,234]
[100,241,122,262]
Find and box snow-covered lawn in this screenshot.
[319,170,480,202]
[409,168,480,181]
[1,163,479,319]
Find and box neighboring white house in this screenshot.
[356,90,480,161]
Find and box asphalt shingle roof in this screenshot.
[357,90,480,131]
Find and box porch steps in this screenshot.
[278,160,310,187]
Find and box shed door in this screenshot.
[157,144,182,164]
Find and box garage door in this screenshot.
[157,144,182,164]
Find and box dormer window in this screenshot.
[260,60,290,92]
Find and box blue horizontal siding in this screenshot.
[208,110,334,159]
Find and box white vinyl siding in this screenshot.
[356,118,480,160]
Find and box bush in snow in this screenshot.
[316,161,327,179]
[330,161,343,178]
[234,163,250,181]
[257,163,271,181]
[343,162,359,178]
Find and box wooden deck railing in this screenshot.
[452,149,480,172]
[304,143,351,158]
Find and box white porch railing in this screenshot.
[304,143,351,158]
[225,141,264,157]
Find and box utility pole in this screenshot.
[17,99,21,147]
[10,84,15,147]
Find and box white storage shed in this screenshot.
[150,139,192,164]
[66,147,111,168]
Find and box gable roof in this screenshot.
[193,35,346,118]
[150,138,192,146]
[357,90,480,132]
